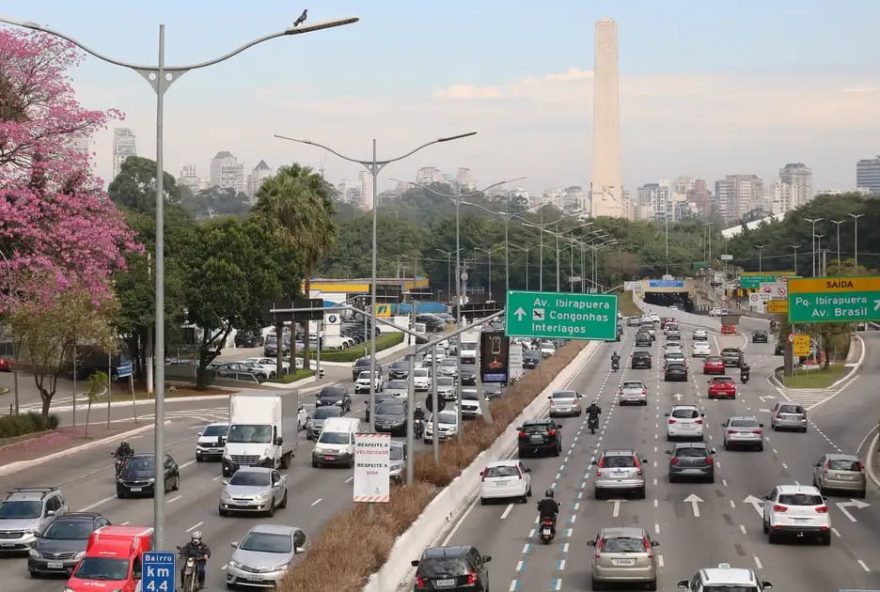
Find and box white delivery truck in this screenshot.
[222,394,296,477]
[459,328,481,364]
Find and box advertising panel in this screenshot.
[480,330,509,383]
[353,432,390,503]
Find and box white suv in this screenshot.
[479,460,531,504]
[678,563,773,590]
[762,484,831,545]
[0,487,67,551]
[354,371,384,394]
[665,405,705,440]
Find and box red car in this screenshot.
[708,376,737,399]
[0,357,11,372]
[661,317,676,329]
[703,356,725,375]
[721,324,736,335]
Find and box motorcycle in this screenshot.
[176,547,206,592]
[740,369,750,384]
[588,414,600,434]
[413,418,425,439]
[539,516,556,544]
[111,451,132,475]
[611,359,620,372]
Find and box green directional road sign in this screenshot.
[788,276,880,324]
[505,290,618,341]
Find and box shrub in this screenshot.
[310,332,404,363]
[280,340,587,592]
[0,412,60,439]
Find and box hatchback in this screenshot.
[219,467,287,516]
[412,545,491,592]
[664,363,688,382]
[593,449,646,499]
[721,324,736,335]
[116,454,179,498]
[663,342,683,355]
[678,563,773,591]
[517,419,562,457]
[722,417,764,451]
[666,330,682,341]
[424,410,459,443]
[703,356,725,375]
[812,454,867,498]
[666,405,705,440]
[667,443,715,483]
[708,376,736,399]
[27,512,110,577]
[635,332,653,347]
[413,368,431,391]
[664,352,685,366]
[769,403,807,432]
[631,351,652,369]
[692,342,711,357]
[354,370,384,394]
[692,329,708,341]
[752,330,768,343]
[588,527,659,590]
[721,347,743,367]
[618,381,648,405]
[316,385,352,411]
[479,460,532,504]
[762,485,831,545]
[548,390,582,417]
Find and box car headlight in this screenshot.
[255,492,270,501]
[220,491,232,501]
[29,547,41,558]
[273,563,290,572]
[147,477,156,483]
[228,560,240,569]
[63,588,75,592]
[75,551,85,560]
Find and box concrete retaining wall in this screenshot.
[363,340,602,592]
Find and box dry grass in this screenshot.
[280,340,587,592]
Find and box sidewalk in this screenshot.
[0,419,145,467]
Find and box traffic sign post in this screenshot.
[788,276,880,324]
[143,551,175,592]
[767,299,788,314]
[505,290,618,341]
[792,334,811,357]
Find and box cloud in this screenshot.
[842,86,876,94]
[433,84,504,100]
[545,67,594,81]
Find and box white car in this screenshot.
[677,563,773,591]
[692,329,709,341]
[413,368,431,391]
[762,485,831,545]
[548,390,582,417]
[540,341,556,358]
[618,381,648,405]
[709,307,723,317]
[664,352,686,367]
[665,405,704,440]
[460,389,482,418]
[692,342,712,357]
[649,313,661,323]
[423,350,445,365]
[424,410,459,442]
[479,460,532,504]
[434,376,457,401]
[195,422,229,462]
[663,342,683,354]
[354,370,384,394]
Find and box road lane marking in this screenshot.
[553,578,562,591]
[722,479,728,487]
[562,543,569,553]
[739,524,747,535]
[558,559,566,570]
[857,560,870,572]
[654,523,660,534]
[80,495,116,511]
[500,503,514,520]
[754,556,763,569]
[515,560,524,572]
[832,527,841,538]
[179,460,196,470]
[781,462,789,470]
[653,498,658,508]
[212,475,223,481]
[529,529,536,538]
[345,476,354,483]
[508,580,518,592]
[609,499,624,517]
[729,500,736,508]
[221,563,227,570]
[121,521,130,525]
[521,543,530,554]
[311,498,323,506]
[441,495,479,546]
[186,521,203,533]
[166,495,182,504]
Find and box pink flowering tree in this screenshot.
[0,28,137,311]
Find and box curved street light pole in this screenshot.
[755,244,766,273]
[0,13,360,550]
[804,217,823,277]
[849,213,865,267]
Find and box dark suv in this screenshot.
[517,419,562,457]
[720,348,743,367]
[752,330,768,343]
[631,351,652,369]
[28,512,111,576]
[664,362,688,382]
[316,385,352,412]
[412,545,491,592]
[635,331,652,347]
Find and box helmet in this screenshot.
[191,531,202,544]
[121,441,128,447]
[544,489,554,499]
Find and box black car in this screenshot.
[316,385,352,412]
[775,342,785,356]
[664,362,688,382]
[412,545,491,592]
[523,351,540,369]
[752,330,768,343]
[667,442,715,483]
[364,393,398,422]
[635,332,652,347]
[28,512,111,576]
[234,329,264,348]
[517,419,562,457]
[116,453,180,498]
[388,359,411,380]
[263,334,290,357]
[459,365,477,386]
[720,347,743,367]
[351,357,373,381]
[631,351,652,369]
[374,402,407,436]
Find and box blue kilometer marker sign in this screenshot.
[143,551,175,592]
[505,290,618,341]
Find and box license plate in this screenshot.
[530,435,544,442]
[434,579,456,588]
[324,456,335,461]
[612,558,635,566]
[494,481,508,487]
[838,474,855,480]
[130,487,142,492]
[47,561,63,569]
[0,543,14,547]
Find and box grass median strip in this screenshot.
[783,363,846,389]
[281,340,587,592]
[308,332,404,363]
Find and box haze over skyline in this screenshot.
[10,0,880,194]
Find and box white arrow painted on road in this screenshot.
[673,393,683,401]
[836,499,870,523]
[608,499,626,518]
[743,495,765,518]
[514,307,527,321]
[684,494,704,517]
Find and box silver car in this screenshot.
[219,467,287,517]
[434,376,457,401]
[548,390,582,417]
[618,381,648,406]
[389,441,407,482]
[812,454,867,497]
[438,358,459,378]
[588,527,659,590]
[593,449,646,499]
[0,487,67,551]
[769,402,807,432]
[385,379,409,399]
[305,406,343,441]
[722,417,764,451]
[226,524,307,588]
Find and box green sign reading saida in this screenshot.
[788,276,880,324]
[505,290,618,341]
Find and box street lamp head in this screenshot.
[438,131,477,143]
[283,16,360,35]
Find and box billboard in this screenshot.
[480,330,509,383]
[648,279,685,288]
[353,432,390,503]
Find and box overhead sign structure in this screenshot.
[505,291,618,341]
[792,334,811,357]
[143,551,175,592]
[767,299,788,314]
[788,276,880,324]
[740,274,797,289]
[353,432,391,503]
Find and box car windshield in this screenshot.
[202,425,228,437]
[828,459,861,471]
[485,465,519,478]
[778,493,823,506]
[675,447,708,458]
[706,356,722,363]
[318,432,351,445]
[522,423,551,433]
[227,425,272,444]
[461,391,479,400]
[437,411,458,424]
[623,382,643,389]
[603,455,635,468]
[230,471,271,486]
[0,500,42,519]
[123,456,155,472]
[633,352,650,358]
[415,369,428,377]
[672,408,699,419]
[240,532,291,553]
[42,519,94,539]
[320,388,346,398]
[722,349,740,355]
[552,391,575,399]
[730,419,758,428]
[73,557,129,580]
[601,536,644,553]
[313,407,342,420]
[377,404,404,415]
[703,587,758,592]
[713,378,733,384]
[437,377,454,386]
[419,557,468,577]
[441,359,457,366]
[390,446,405,461]
[779,405,804,414]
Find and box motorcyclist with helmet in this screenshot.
[537,489,560,537]
[179,531,211,590]
[611,352,620,371]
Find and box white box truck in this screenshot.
[459,328,481,364]
[222,394,296,477]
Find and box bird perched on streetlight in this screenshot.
[293,9,308,27]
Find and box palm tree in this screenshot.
[254,164,336,371]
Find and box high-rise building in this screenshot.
[856,156,880,194]
[209,151,245,193]
[246,160,274,199]
[112,128,137,180]
[416,166,444,184]
[455,167,476,190]
[562,186,587,213]
[778,163,813,209]
[359,170,374,210]
[590,18,626,219]
[177,164,204,194]
[686,178,713,219]
[715,174,764,225]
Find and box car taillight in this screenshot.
[773,504,788,512]
[816,505,829,513]
[415,575,426,589]
[595,537,605,559]
[858,462,865,471]
[519,431,528,438]
[753,430,763,435]
[466,571,478,585]
[670,457,679,465]
[597,457,606,468]
[695,418,703,424]
[643,536,653,558]
[727,429,736,435]
[667,418,677,424]
[547,429,557,437]
[642,388,647,395]
[633,455,643,475]
[704,456,714,465]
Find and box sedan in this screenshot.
[27,512,110,577]
[702,356,725,375]
[631,351,652,369]
[438,358,459,378]
[708,376,737,399]
[618,381,648,405]
[722,417,764,451]
[385,379,409,399]
[316,385,352,412]
[116,454,179,498]
[388,360,410,380]
[305,406,343,440]
[663,342,683,355]
[226,524,307,589]
[479,460,532,504]
[770,403,807,432]
[588,527,659,591]
[549,390,582,417]
[219,467,287,516]
[721,348,743,367]
[667,443,715,483]
[664,362,688,382]
[242,356,291,377]
[692,329,708,341]
[692,342,711,357]
[374,402,407,436]
[812,454,867,497]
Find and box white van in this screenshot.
[311,417,360,468]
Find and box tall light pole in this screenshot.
[814,234,826,276]
[830,219,846,269]
[804,217,823,277]
[849,213,865,268]
[510,244,535,290]
[278,132,476,432]
[755,244,766,272]
[0,13,361,550]
[475,246,503,302]
[434,248,455,302]
[791,244,801,276]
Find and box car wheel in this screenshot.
[196,454,202,463]
[707,474,715,484]
[312,459,319,468]
[757,444,764,452]
[173,475,180,491]
[595,489,604,500]
[527,486,532,497]
[669,474,677,484]
[762,518,769,534]
[768,530,780,544]
[267,497,275,517]
[591,575,603,590]
[856,489,867,499]
[519,494,528,504]
[219,506,228,517]
[280,490,288,508]
[801,427,808,433]
[28,570,38,578]
[820,532,831,546]
[724,442,730,451]
[637,486,646,499]
[646,579,657,591]
[481,497,488,505]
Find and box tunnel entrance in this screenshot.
[643,291,693,312]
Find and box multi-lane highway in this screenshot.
[444,312,880,590]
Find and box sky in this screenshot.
[4,0,880,195]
